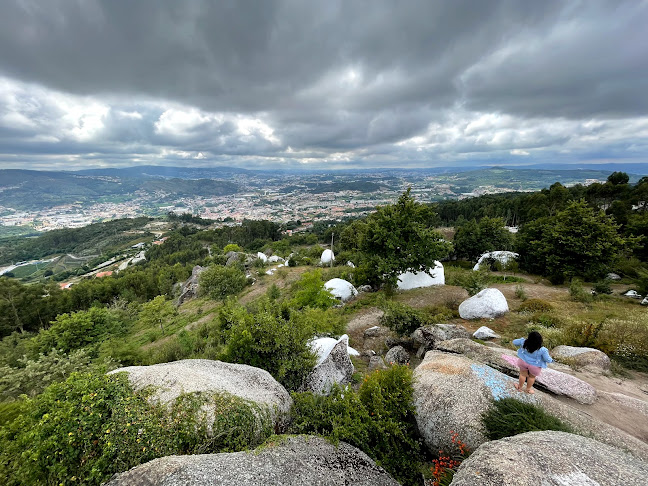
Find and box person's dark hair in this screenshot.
[523,331,543,353]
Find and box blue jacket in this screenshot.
[513,338,553,368]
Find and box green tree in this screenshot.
[607,171,630,185]
[358,189,452,289]
[199,265,247,300]
[453,217,512,261]
[137,295,178,332]
[517,200,633,282]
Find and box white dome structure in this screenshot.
[397,261,445,290]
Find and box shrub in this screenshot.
[200,265,247,300]
[592,280,613,295]
[380,300,429,336]
[515,284,528,301]
[0,348,116,401]
[223,243,243,253]
[517,299,553,314]
[529,313,561,328]
[481,398,572,441]
[35,307,129,355]
[568,279,593,303]
[290,270,337,310]
[0,372,270,486]
[219,299,317,391]
[289,365,423,486]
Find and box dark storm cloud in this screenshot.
[0,0,647,168]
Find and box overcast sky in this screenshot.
[0,0,647,171]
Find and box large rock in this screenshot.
[435,338,598,405]
[472,251,519,271]
[324,278,358,302]
[412,324,470,358]
[108,359,292,431]
[301,335,355,394]
[309,335,359,363]
[413,351,648,460]
[458,288,509,319]
[396,261,445,290]
[385,345,410,365]
[177,265,205,305]
[105,435,400,486]
[268,255,284,263]
[320,249,335,265]
[552,345,612,373]
[450,431,648,486]
[472,326,500,340]
[225,252,242,266]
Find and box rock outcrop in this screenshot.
[412,324,470,358]
[105,435,400,486]
[302,335,355,394]
[396,261,445,290]
[413,351,648,460]
[472,251,519,271]
[552,345,611,373]
[385,345,410,365]
[435,338,597,405]
[108,359,292,431]
[177,265,205,305]
[458,288,509,319]
[450,431,648,486]
[324,278,358,302]
[472,326,500,340]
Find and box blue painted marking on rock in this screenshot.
[471,363,515,401]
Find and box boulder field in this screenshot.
[413,350,648,462]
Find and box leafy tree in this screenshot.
[199,265,247,300]
[453,217,513,261]
[517,200,634,282]
[137,295,178,332]
[607,171,630,185]
[35,307,128,354]
[358,188,452,289]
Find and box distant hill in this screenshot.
[0,169,239,209]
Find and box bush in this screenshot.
[592,280,613,295]
[219,299,317,391]
[517,299,553,314]
[290,270,337,310]
[0,372,270,486]
[35,307,129,355]
[0,348,116,401]
[568,279,593,303]
[515,284,528,301]
[200,265,247,300]
[481,398,572,441]
[289,365,424,486]
[380,300,429,336]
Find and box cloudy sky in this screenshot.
[0,0,647,170]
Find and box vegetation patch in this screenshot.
[0,372,270,486]
[289,365,424,486]
[481,398,573,441]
